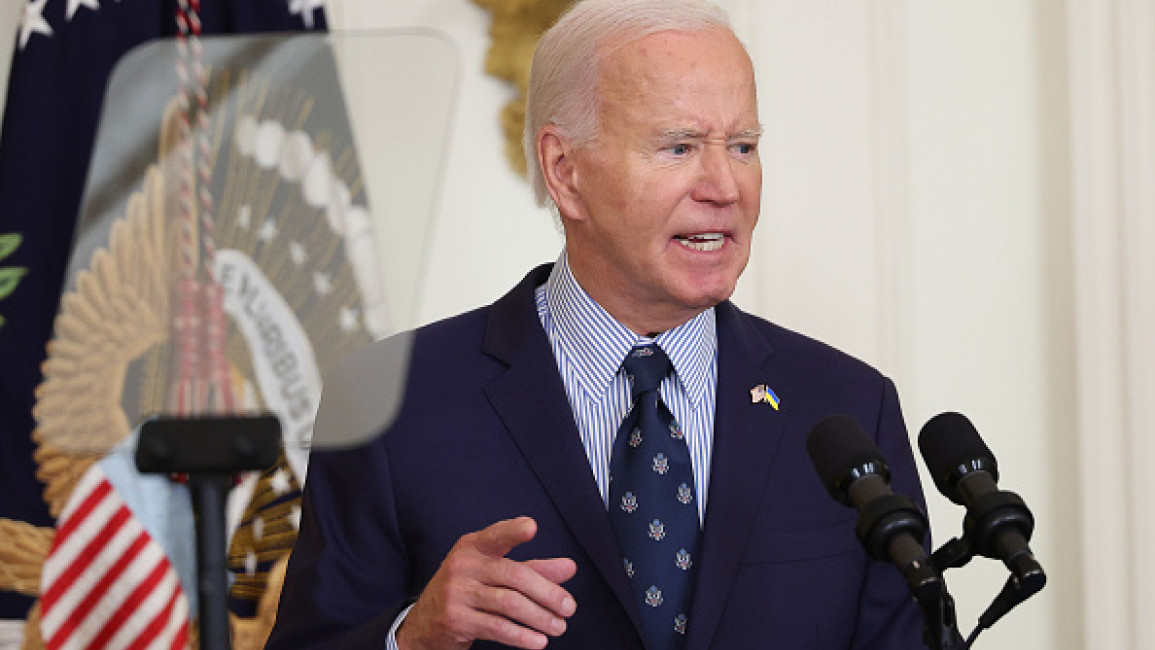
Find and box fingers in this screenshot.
[470,582,569,646]
[455,520,577,622]
[525,557,578,586]
[473,516,539,559]
[474,553,575,617]
[397,517,577,650]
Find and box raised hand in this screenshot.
[397,517,578,650]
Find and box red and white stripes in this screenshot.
[39,466,189,650]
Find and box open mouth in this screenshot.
[674,233,725,252]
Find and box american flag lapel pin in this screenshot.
[750,384,781,410]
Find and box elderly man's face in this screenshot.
[561,27,761,334]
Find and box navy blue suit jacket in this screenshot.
[267,264,928,649]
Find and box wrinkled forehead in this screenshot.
[595,27,753,91]
[593,28,757,120]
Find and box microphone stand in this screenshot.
[925,492,1046,649]
[135,414,282,650]
[913,572,964,650]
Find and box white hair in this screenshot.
[524,0,735,209]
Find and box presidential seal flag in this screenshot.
[29,32,389,648]
[0,0,325,632]
[28,30,391,647]
[0,3,355,649]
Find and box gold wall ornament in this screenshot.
[471,0,575,175]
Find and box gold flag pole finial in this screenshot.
[470,0,574,176]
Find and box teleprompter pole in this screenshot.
[136,414,281,650]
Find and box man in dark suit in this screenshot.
[268,0,928,648]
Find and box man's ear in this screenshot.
[537,126,584,221]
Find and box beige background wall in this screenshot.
[2,1,1151,648]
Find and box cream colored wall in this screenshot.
[901,4,1074,649]
[2,1,1150,648]
[1067,0,1155,647]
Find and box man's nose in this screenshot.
[692,144,740,205]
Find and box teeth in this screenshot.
[676,233,725,252]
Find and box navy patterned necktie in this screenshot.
[608,344,700,650]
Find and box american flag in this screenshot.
[39,465,188,650]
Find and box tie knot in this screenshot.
[622,345,672,395]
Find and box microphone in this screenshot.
[807,414,940,603]
[918,412,1045,591]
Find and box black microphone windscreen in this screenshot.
[807,414,886,502]
[918,411,998,500]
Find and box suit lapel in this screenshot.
[481,266,645,635]
[684,302,788,650]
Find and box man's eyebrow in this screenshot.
[654,126,765,140]
[656,128,708,140]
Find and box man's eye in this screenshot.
[732,142,756,155]
[669,143,691,156]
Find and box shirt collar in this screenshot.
[544,251,716,408]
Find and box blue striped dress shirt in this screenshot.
[535,252,718,524]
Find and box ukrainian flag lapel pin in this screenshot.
[750,384,781,410]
